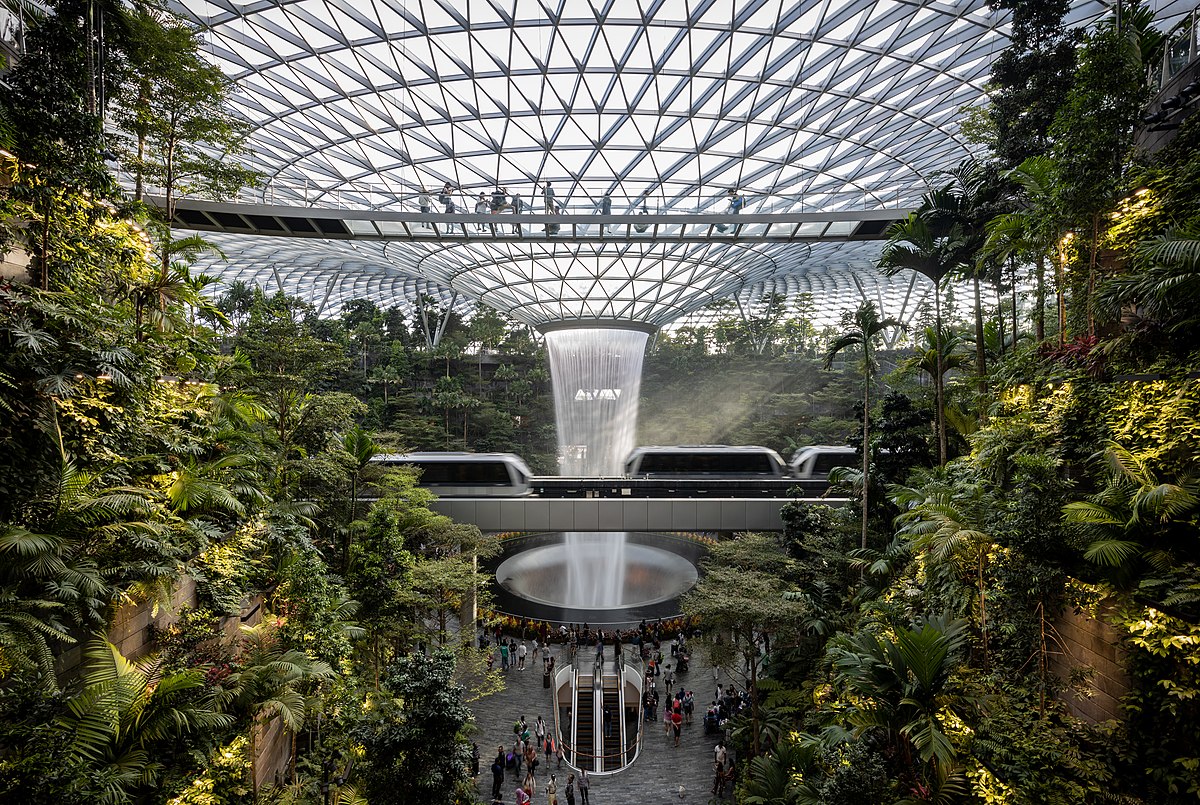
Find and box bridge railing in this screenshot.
[121,170,915,215]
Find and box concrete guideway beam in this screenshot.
[428,496,849,533]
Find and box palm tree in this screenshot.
[937,160,1011,391]
[898,325,968,424]
[878,209,966,466]
[823,301,903,549]
[214,622,334,802]
[984,155,1060,343]
[341,426,380,565]
[61,638,233,804]
[892,474,994,667]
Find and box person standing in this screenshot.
[518,640,528,670]
[564,774,576,805]
[542,181,558,213]
[546,773,558,805]
[598,192,612,233]
[418,189,432,228]
[711,759,725,797]
[603,704,613,738]
[576,768,589,805]
[439,181,455,213]
[491,750,506,801]
[535,715,546,749]
[716,187,743,232]
[474,193,489,231]
[671,705,683,747]
[500,642,509,671]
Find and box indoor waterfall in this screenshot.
[544,327,648,609]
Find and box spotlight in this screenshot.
[1162,95,1183,110]
[1181,81,1200,97]
[1142,109,1166,124]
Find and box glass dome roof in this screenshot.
[169,0,1186,329]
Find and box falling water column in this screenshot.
[543,325,650,609]
[543,326,649,477]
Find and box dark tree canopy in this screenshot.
[988,0,1077,167]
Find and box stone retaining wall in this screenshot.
[54,579,291,790]
[1049,604,1130,724]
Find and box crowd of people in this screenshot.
[482,617,741,803]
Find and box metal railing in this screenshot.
[549,645,646,777]
[1153,6,1200,91]
[117,170,914,214]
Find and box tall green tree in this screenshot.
[823,302,902,549]
[113,6,257,278]
[878,206,965,466]
[1050,7,1162,336]
[681,533,806,756]
[354,650,474,804]
[984,155,1062,342]
[987,0,1078,167]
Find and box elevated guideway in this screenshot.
[429,495,846,533]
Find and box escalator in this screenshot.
[600,678,621,772]
[574,671,595,770]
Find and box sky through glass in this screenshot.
[168,0,1188,330]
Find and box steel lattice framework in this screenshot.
[169,0,1184,330]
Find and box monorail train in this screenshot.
[789,445,858,480]
[623,445,788,478]
[369,452,532,496]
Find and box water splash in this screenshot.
[545,328,648,608]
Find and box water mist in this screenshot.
[544,327,648,609]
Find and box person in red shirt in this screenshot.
[671,704,684,746]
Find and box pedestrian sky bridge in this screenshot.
[162,195,912,245]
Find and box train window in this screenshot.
[410,461,512,485]
[814,452,856,474]
[630,449,783,476]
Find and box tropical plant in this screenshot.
[354,650,474,804]
[60,638,233,805]
[1064,442,1200,609]
[878,208,966,466]
[1098,226,1200,336]
[212,622,334,801]
[828,613,970,788]
[823,301,903,549]
[985,155,1062,342]
[892,471,995,667]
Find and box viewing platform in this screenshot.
[152,194,912,244]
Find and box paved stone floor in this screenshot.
[469,641,734,805]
